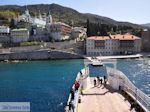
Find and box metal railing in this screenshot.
[122,74,150,111]
[107,67,150,111]
[65,67,89,112]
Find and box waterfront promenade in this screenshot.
[86,54,142,60]
[79,78,131,112]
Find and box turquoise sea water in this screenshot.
[0,59,149,112]
[0,60,84,112]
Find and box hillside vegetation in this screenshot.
[0,3,147,37]
[142,23,150,28]
[0,4,143,28]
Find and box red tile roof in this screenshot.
[110,34,140,40]
[87,34,140,41]
[87,36,110,40]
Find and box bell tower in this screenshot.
[46,11,53,24]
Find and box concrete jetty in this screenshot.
[79,78,131,112]
[86,54,142,60]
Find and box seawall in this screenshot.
[0,50,84,61]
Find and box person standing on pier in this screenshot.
[100,78,103,84]
[94,78,96,87]
[97,76,100,86]
[68,101,74,112]
[104,75,107,84]
[80,71,83,78]
[74,81,80,91]
[70,88,75,100]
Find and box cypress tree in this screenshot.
[87,19,90,37]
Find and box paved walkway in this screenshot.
[79,79,132,112]
[86,54,142,60]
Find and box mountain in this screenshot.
[141,23,150,28]
[0,3,143,28]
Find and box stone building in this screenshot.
[0,26,10,44]
[86,34,141,56]
[30,26,48,41]
[71,27,86,40]
[47,22,72,41]
[11,28,29,43]
[142,29,150,52]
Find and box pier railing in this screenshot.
[65,67,89,112]
[106,67,150,112]
[121,74,150,111]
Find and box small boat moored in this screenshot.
[91,60,103,66]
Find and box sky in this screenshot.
[0,0,150,24]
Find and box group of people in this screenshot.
[94,75,107,87]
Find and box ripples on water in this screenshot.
[117,58,150,95]
[0,60,84,112]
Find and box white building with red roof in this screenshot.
[86,34,141,56]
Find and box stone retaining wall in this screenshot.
[0,50,83,61]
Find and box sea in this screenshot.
[0,58,149,112]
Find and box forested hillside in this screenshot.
[0,3,145,36]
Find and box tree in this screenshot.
[87,19,91,37]
[10,18,17,28]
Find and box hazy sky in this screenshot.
[0,0,149,24]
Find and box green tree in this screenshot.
[10,18,17,28]
[87,19,90,37]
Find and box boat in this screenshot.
[65,59,150,112]
[11,60,20,63]
[4,60,9,63]
[91,60,103,66]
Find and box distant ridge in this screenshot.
[141,23,150,28]
[0,3,144,28]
